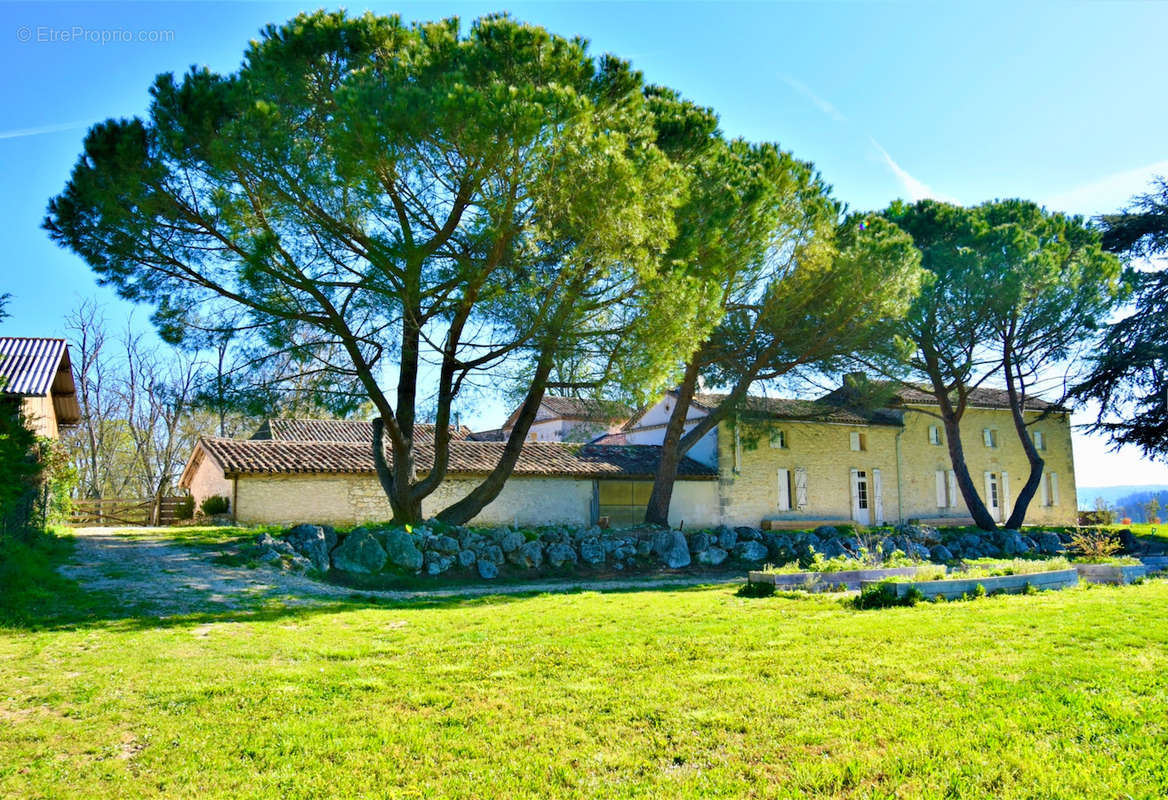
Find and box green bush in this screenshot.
[174,496,195,520]
[199,495,230,516]
[736,580,775,598]
[854,582,923,609]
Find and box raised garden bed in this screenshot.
[748,566,925,592]
[1075,563,1147,585]
[864,568,1079,601]
[1140,556,1168,573]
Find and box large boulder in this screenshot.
[579,539,606,566]
[477,559,499,580]
[818,538,848,559]
[654,530,691,569]
[507,540,544,568]
[1034,532,1064,554]
[908,542,932,561]
[425,553,455,576]
[688,532,713,554]
[331,529,388,574]
[635,538,653,558]
[929,544,954,562]
[285,524,333,572]
[1116,529,1138,554]
[431,535,461,555]
[546,542,578,568]
[457,549,478,569]
[813,525,840,539]
[734,540,769,562]
[499,530,526,554]
[477,544,505,565]
[735,526,762,542]
[258,533,295,557]
[715,526,738,551]
[998,530,1028,556]
[380,528,424,571]
[696,546,728,566]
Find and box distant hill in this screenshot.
[1078,485,1168,522]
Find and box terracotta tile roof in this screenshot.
[249,418,472,443]
[468,428,505,442]
[503,395,633,430]
[690,392,901,426]
[0,337,80,424]
[819,382,1066,413]
[195,437,716,480]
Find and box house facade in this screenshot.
[495,396,633,443]
[0,337,80,438]
[179,383,1078,529]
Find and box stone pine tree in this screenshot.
[876,200,1120,530]
[977,200,1121,528]
[1074,177,1168,461]
[875,201,1005,530]
[45,12,708,525]
[640,136,924,527]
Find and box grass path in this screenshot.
[3,528,1167,799]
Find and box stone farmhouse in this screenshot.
[180,380,1078,529]
[0,337,80,439]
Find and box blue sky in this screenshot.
[1,1,1166,489]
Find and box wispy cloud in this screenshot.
[869,138,957,204]
[0,119,88,141]
[780,75,846,123]
[1044,159,1168,216]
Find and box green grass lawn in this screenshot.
[2,532,1168,798]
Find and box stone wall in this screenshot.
[235,473,595,527]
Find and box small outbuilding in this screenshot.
[0,337,80,438]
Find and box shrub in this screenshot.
[736,580,775,598]
[854,582,923,609]
[174,496,195,520]
[199,495,230,516]
[1069,529,1121,560]
[972,583,987,599]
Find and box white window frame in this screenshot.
[770,429,787,449]
[983,428,997,448]
[777,468,791,511]
[928,425,941,445]
[850,431,866,452]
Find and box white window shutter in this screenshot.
[935,470,947,507]
[947,471,958,509]
[777,468,790,511]
[983,428,993,447]
[983,471,994,511]
[850,431,861,451]
[1001,471,1011,521]
[1049,472,1059,505]
[1040,472,1049,506]
[794,467,808,510]
[873,469,884,524]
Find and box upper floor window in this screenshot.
[770,429,788,449]
[850,431,866,452]
[982,428,998,448]
[1032,430,1046,450]
[928,425,942,445]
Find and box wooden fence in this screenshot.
[69,496,188,527]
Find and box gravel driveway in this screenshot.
[60,527,739,615]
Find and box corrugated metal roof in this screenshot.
[0,337,67,396]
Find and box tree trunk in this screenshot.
[372,417,422,523]
[923,366,998,531]
[1002,346,1044,529]
[434,345,557,525]
[644,358,702,527]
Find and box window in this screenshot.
[983,428,998,448]
[928,425,941,445]
[989,473,999,507]
[777,468,792,511]
[770,429,788,449]
[1032,430,1046,450]
[855,470,869,510]
[528,431,538,442]
[850,431,866,451]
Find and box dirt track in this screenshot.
[60,528,739,615]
